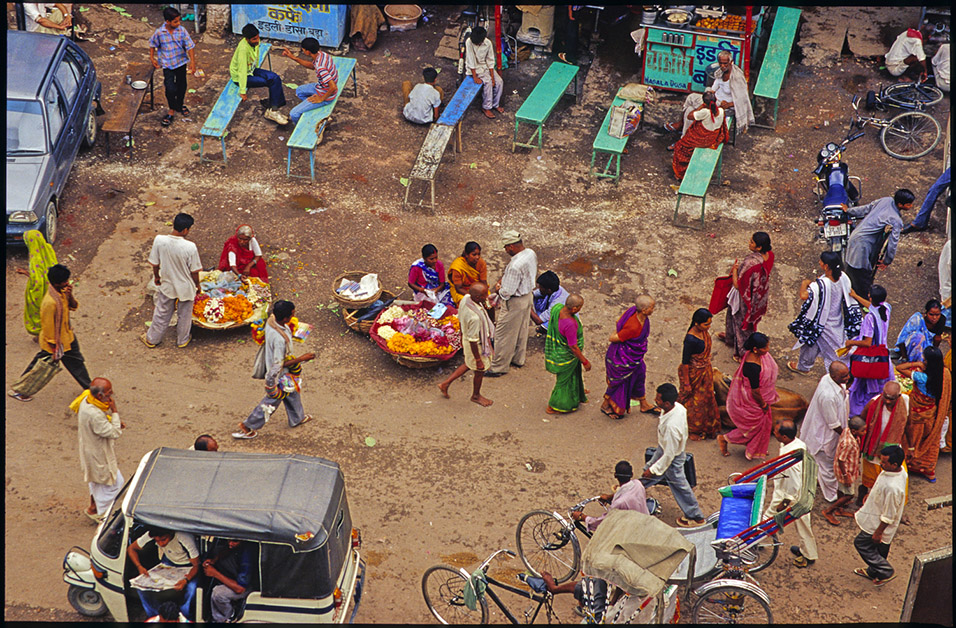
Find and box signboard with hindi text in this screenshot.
[231,4,347,48]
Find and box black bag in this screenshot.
[788,279,826,346]
[644,447,697,488]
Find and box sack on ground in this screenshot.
[11,355,62,396]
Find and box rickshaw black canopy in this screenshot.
[127,448,348,552]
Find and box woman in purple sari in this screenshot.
[600,295,657,420]
[845,284,894,416]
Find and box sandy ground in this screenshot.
[5,4,951,624]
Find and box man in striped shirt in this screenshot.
[282,37,338,124]
[486,230,537,376]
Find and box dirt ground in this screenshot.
[5,4,951,624]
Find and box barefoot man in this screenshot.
[439,282,494,406]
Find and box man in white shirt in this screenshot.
[641,383,706,527]
[765,420,819,567]
[23,3,72,34]
[402,67,443,124]
[465,26,504,119]
[799,362,851,503]
[884,27,928,80]
[932,43,950,92]
[571,460,650,532]
[142,213,202,349]
[852,445,907,585]
[128,528,201,619]
[486,230,537,376]
[75,378,124,523]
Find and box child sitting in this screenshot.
[402,68,444,124]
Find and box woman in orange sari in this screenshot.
[898,346,951,482]
[679,308,720,440]
[672,91,728,181]
[448,241,487,306]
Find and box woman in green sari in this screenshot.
[545,294,591,413]
[16,230,58,337]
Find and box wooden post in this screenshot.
[744,6,753,81]
[494,5,502,70]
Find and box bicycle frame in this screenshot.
[475,549,555,624]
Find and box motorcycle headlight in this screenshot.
[8,210,39,223]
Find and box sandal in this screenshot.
[853,567,871,580]
[161,114,174,127]
[676,516,704,528]
[295,414,314,427]
[873,573,897,586]
[793,555,814,568]
[231,429,257,440]
[8,390,33,402]
[483,109,496,119]
[717,433,730,457]
[641,406,662,414]
[601,408,624,421]
[787,361,811,375]
[180,105,191,116]
[663,121,680,132]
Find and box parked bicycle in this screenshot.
[850,80,943,160]
[866,77,945,110]
[422,548,559,625]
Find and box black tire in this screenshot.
[693,584,773,624]
[740,533,779,574]
[865,90,877,110]
[67,585,108,617]
[42,199,58,245]
[881,111,942,160]
[883,82,944,108]
[81,103,97,149]
[421,565,488,624]
[515,510,580,584]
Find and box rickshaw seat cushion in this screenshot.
[717,483,757,499]
[714,477,767,540]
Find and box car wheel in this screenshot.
[43,199,58,245]
[82,105,97,149]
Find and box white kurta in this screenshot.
[77,399,122,486]
[764,438,818,560]
[799,373,849,502]
[649,403,689,476]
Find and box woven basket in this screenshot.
[332,271,383,308]
[191,272,271,329]
[342,290,397,335]
[369,302,460,368]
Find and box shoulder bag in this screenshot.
[11,355,62,397]
[849,312,890,380]
[788,279,826,346]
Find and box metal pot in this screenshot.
[641,5,661,25]
[660,8,693,28]
[704,61,722,88]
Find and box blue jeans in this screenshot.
[239,68,286,108]
[910,167,950,229]
[137,557,198,619]
[289,83,336,123]
[640,450,705,520]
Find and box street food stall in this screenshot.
[637,6,766,93]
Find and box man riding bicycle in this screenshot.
[569,460,652,532]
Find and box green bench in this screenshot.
[590,96,639,183]
[199,43,272,164]
[752,7,802,129]
[513,62,579,151]
[286,56,358,181]
[673,144,724,227]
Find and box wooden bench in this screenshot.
[590,96,637,183]
[101,62,155,160]
[285,56,358,181]
[199,43,272,164]
[512,62,579,151]
[751,7,802,129]
[673,144,724,227]
[402,76,482,210]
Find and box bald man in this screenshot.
[74,377,125,522]
[858,381,909,505]
[439,282,494,406]
[799,361,851,503]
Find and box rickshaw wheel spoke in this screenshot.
[693,585,773,624]
[516,511,580,584]
[422,565,489,624]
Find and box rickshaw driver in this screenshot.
[127,528,201,620]
[570,460,649,531]
[204,539,256,623]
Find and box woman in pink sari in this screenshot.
[718,232,774,361]
[718,332,779,460]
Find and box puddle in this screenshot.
[559,251,627,278]
[441,551,479,568]
[289,193,328,211]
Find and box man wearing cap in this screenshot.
[486,231,538,376]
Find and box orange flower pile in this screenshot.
[386,333,457,356]
[222,295,254,323]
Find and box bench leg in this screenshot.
[309,150,315,183]
[351,71,358,98]
[403,177,412,209]
[221,137,227,164]
[287,148,292,178]
[674,194,682,223]
[512,120,518,153]
[589,150,596,177]
[537,123,543,150]
[429,180,436,211]
[700,194,706,227]
[614,154,621,182]
[199,136,204,162]
[129,130,134,160]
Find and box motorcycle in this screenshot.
[812,128,866,254]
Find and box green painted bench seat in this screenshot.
[286,56,359,181]
[590,96,635,182]
[752,7,802,129]
[199,43,272,163]
[513,62,579,151]
[674,144,724,227]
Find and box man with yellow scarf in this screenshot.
[72,378,125,523]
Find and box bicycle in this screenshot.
[421,548,559,625]
[850,83,943,160]
[866,77,945,110]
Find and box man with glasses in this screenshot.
[857,382,909,506]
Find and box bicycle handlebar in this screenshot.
[569,495,607,514]
[479,548,517,572]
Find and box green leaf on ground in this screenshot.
[188,89,197,94]
[118,34,125,42]
[284,83,297,89]
[469,163,477,169]
[144,201,156,206]
[400,177,409,187]
[141,17,150,22]
[667,269,678,277]
[365,437,376,447]
[190,143,200,151]
[79,6,90,11]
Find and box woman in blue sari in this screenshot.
[408,243,454,307]
[896,299,946,362]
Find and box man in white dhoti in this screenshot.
[799,362,851,504]
[765,420,819,568]
[73,377,125,523]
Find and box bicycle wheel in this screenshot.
[515,510,580,584]
[881,111,941,160]
[693,584,773,624]
[883,82,944,108]
[422,565,489,624]
[740,533,779,574]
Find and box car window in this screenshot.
[65,44,89,74]
[7,100,47,153]
[54,54,81,107]
[45,84,66,145]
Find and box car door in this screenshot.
[53,49,84,162]
[44,81,70,195]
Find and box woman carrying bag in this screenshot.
[844,284,894,416]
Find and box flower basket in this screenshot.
[369,302,461,368]
[191,270,271,329]
[342,290,398,335]
[332,271,383,308]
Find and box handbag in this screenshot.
[11,355,62,397]
[788,279,826,346]
[644,447,697,488]
[251,344,267,379]
[849,312,890,380]
[709,275,733,314]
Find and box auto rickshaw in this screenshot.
[62,448,365,623]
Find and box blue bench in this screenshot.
[285,56,358,181]
[402,77,482,210]
[752,7,802,129]
[513,62,579,151]
[590,95,642,183]
[673,144,724,228]
[199,43,272,164]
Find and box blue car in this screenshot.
[6,31,102,246]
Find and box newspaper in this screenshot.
[130,564,192,592]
